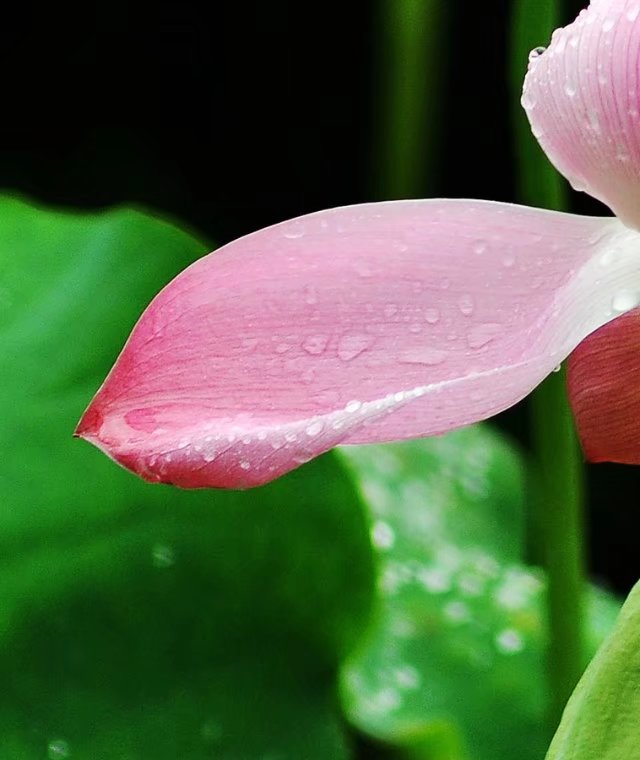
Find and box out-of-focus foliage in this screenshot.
[338,430,620,760]
[0,196,375,759]
[546,580,640,760]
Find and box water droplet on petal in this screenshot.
[502,253,515,268]
[302,334,329,355]
[472,239,489,255]
[466,322,502,349]
[337,333,374,361]
[627,3,640,22]
[458,294,475,316]
[528,46,546,62]
[305,421,323,437]
[424,307,440,324]
[400,347,448,366]
[283,222,305,239]
[612,289,640,313]
[564,82,577,98]
[345,400,362,413]
[602,18,615,32]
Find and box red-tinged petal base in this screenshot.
[568,308,640,464]
[76,200,640,489]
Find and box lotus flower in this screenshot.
[76,0,640,488]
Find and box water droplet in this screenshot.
[502,253,515,268]
[458,294,475,316]
[495,628,525,654]
[472,239,489,255]
[612,289,640,313]
[424,307,440,324]
[400,347,448,366]
[301,367,316,384]
[520,90,536,110]
[283,222,305,239]
[466,322,502,349]
[284,431,298,443]
[602,18,615,32]
[394,665,421,690]
[552,364,562,373]
[337,333,373,362]
[383,303,399,318]
[528,46,546,62]
[304,285,318,305]
[241,337,258,352]
[48,740,70,759]
[408,322,422,334]
[305,421,323,437]
[240,461,251,471]
[599,249,618,267]
[564,82,577,98]
[587,109,601,134]
[444,600,471,623]
[371,520,395,549]
[345,400,362,413]
[302,334,329,355]
[152,543,175,568]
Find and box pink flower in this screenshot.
[77,0,640,488]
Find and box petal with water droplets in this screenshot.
[568,308,640,464]
[522,0,640,227]
[76,200,640,488]
[522,0,640,229]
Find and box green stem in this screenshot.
[509,0,586,730]
[372,0,447,199]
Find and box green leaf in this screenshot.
[546,580,640,760]
[338,429,620,760]
[0,195,375,759]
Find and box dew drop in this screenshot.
[302,334,329,355]
[241,337,258,352]
[602,18,615,32]
[495,628,525,654]
[520,91,536,110]
[502,253,515,268]
[564,82,577,98]
[408,322,423,334]
[612,289,640,313]
[627,3,640,22]
[240,461,251,471]
[152,543,175,568]
[552,364,562,373]
[284,431,298,443]
[345,400,362,413]
[337,333,374,362]
[283,222,305,239]
[48,740,70,759]
[424,307,440,324]
[528,46,546,62]
[472,239,489,255]
[466,322,502,349]
[305,420,323,437]
[400,347,448,366]
[371,520,395,549]
[304,285,318,305]
[458,294,475,316]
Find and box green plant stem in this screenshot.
[509,0,586,731]
[372,0,446,199]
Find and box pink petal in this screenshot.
[76,201,640,489]
[568,308,640,464]
[522,0,640,229]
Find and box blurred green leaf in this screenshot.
[0,195,375,759]
[338,428,620,760]
[546,580,640,760]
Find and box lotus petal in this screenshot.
[76,200,640,488]
[522,0,640,229]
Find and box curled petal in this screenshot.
[568,308,640,464]
[522,0,640,229]
[76,201,640,488]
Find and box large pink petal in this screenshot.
[568,308,640,463]
[76,201,640,488]
[522,0,640,229]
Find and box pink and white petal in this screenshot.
[76,200,640,489]
[568,308,640,464]
[522,0,640,229]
